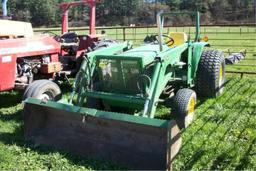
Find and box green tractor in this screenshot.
[23,11,225,170]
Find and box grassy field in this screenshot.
[35,25,256,71]
[101,26,256,72]
[0,26,255,170]
[0,76,255,170]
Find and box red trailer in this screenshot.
[0,0,102,92]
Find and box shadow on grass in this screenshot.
[195,78,233,108]
[0,110,22,122]
[0,84,123,170]
[160,77,240,120]
[208,90,255,170]
[177,77,255,170]
[0,77,254,170]
[234,137,256,170]
[180,78,244,146]
[0,91,23,108]
[0,122,124,170]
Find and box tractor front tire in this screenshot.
[172,88,197,129]
[23,80,62,102]
[195,50,225,97]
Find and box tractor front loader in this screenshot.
[23,11,225,170]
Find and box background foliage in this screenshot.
[2,0,256,27]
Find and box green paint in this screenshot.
[31,11,210,120]
[25,98,170,128]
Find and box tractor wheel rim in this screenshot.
[188,97,195,115]
[186,97,195,127]
[219,64,223,86]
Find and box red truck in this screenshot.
[0,0,102,92]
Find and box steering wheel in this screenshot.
[162,34,175,47]
[151,34,175,47]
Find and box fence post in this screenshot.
[116,28,118,40]
[134,27,137,43]
[123,27,126,41]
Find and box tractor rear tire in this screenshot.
[172,88,197,129]
[23,80,61,102]
[195,50,225,97]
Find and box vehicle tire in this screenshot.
[195,50,225,97]
[172,88,197,129]
[23,80,48,100]
[23,80,61,102]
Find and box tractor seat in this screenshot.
[166,32,188,47]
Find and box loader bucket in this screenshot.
[23,98,182,170]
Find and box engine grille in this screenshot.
[97,59,141,94]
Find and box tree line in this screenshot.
[4,0,255,27]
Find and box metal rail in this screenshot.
[33,23,256,32]
[226,70,256,78]
[33,25,255,79]
[228,64,256,67]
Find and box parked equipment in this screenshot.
[23,11,225,170]
[0,0,110,92]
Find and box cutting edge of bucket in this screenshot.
[24,98,172,128]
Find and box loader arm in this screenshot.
[145,44,189,118]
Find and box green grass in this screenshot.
[0,76,255,170]
[0,26,255,170]
[173,76,256,170]
[35,26,256,71]
[0,89,122,170]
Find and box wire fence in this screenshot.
[34,24,256,76]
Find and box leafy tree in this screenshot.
[4,0,255,26]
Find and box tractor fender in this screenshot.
[193,42,210,56]
[191,42,210,78]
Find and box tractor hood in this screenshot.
[120,44,170,65]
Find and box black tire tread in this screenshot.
[172,88,196,128]
[23,80,48,100]
[23,80,61,101]
[195,50,225,97]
